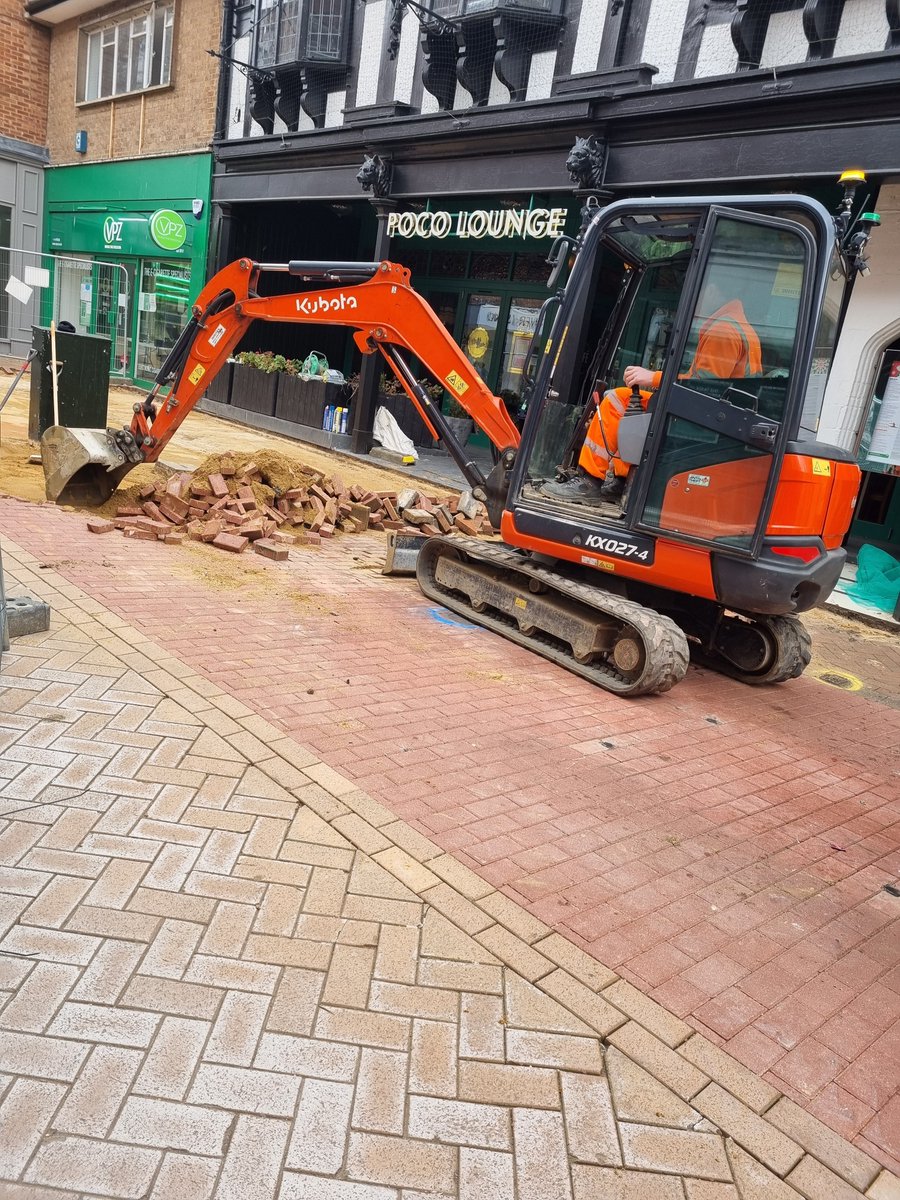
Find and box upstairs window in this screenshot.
[252,0,350,67]
[78,2,175,103]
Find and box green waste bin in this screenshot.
[28,326,111,441]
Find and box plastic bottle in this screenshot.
[339,408,348,434]
[323,405,334,431]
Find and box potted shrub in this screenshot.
[443,391,474,448]
[230,351,282,417]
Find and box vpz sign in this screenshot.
[103,217,123,245]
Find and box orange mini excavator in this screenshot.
[42,175,879,697]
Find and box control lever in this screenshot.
[625,384,645,414]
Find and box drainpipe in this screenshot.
[214,0,236,144]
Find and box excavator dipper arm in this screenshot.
[41,257,519,507]
[136,258,520,465]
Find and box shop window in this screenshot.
[399,248,429,277]
[136,261,192,381]
[430,250,470,278]
[78,1,174,103]
[470,252,511,282]
[512,253,551,284]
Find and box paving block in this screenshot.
[6,595,51,638]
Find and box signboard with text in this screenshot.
[48,209,194,258]
[387,206,569,242]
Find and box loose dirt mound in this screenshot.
[194,449,317,498]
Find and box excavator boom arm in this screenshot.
[133,257,520,464]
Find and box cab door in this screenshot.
[631,208,815,558]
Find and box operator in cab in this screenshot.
[542,277,762,504]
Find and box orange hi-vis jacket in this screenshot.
[580,301,763,480]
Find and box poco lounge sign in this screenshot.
[386,207,568,241]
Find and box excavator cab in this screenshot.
[507,195,855,619]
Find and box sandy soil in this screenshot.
[0,379,447,510]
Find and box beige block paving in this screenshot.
[287,1078,355,1173]
[0,556,891,1200]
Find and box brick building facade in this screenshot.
[0,0,49,146]
[37,0,219,166]
[23,0,221,381]
[0,0,50,359]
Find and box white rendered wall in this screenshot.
[355,0,388,107]
[820,185,900,450]
[526,50,557,100]
[325,90,347,127]
[488,73,511,105]
[228,35,250,138]
[759,8,809,68]
[453,80,474,108]
[833,0,890,56]
[694,23,739,77]
[392,10,418,103]
[570,0,609,74]
[639,0,692,82]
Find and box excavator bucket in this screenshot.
[382,530,429,576]
[41,426,133,507]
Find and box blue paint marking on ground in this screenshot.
[425,606,484,632]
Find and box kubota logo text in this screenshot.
[296,293,358,315]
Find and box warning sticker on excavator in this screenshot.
[446,371,469,396]
[189,364,205,385]
[514,597,527,609]
[582,556,615,571]
[811,458,832,476]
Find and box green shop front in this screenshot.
[44,153,212,386]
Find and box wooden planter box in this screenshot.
[275,375,347,428]
[204,361,233,405]
[230,363,278,417]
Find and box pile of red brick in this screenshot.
[85,457,493,559]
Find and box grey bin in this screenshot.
[29,326,111,441]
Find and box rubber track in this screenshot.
[416,536,690,697]
[695,613,812,685]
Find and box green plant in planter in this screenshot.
[236,350,288,374]
[444,394,470,418]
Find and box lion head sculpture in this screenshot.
[357,154,392,199]
[566,135,607,191]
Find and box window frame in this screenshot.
[77,1,176,105]
[251,0,352,67]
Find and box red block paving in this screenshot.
[3,499,900,1172]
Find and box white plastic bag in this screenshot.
[373,405,418,462]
